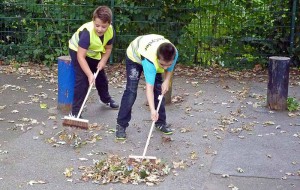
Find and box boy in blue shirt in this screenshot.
[116,34,178,140]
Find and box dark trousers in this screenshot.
[117,56,166,128]
[69,49,111,116]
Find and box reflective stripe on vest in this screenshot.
[126,34,171,73]
[69,21,113,60]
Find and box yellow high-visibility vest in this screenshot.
[127,34,172,73]
[69,21,113,60]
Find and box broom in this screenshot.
[62,69,100,129]
[128,94,164,162]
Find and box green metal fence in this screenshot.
[0,0,299,68]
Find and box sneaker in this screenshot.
[105,99,119,109]
[116,124,126,140]
[155,123,173,135]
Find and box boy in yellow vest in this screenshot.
[68,6,119,117]
[116,34,178,140]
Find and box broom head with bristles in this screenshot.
[62,116,89,130]
[128,155,157,164]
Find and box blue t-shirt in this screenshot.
[141,50,178,85]
[78,28,115,50]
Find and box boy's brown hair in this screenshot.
[92,6,112,23]
[157,42,176,62]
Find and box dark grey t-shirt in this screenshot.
[78,28,115,49]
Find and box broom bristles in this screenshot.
[128,155,157,161]
[127,155,157,165]
[62,116,89,130]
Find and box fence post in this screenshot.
[110,0,115,64]
[289,0,297,51]
[267,56,290,110]
[57,56,74,114]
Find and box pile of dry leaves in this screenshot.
[47,130,177,186]
[79,154,171,186]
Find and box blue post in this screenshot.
[57,56,74,114]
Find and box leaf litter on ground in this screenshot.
[2,61,300,186]
[46,127,102,148]
[79,154,171,186]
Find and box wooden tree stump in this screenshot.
[267,56,290,110]
[164,73,173,104]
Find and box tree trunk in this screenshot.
[164,72,173,105]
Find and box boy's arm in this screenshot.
[162,49,178,94]
[161,71,172,95]
[142,58,159,121]
[145,83,158,121]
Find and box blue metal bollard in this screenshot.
[57,56,74,114]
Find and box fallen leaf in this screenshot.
[78,158,89,161]
[48,116,56,120]
[282,176,287,180]
[78,166,86,170]
[31,96,39,102]
[191,81,198,86]
[263,121,275,125]
[30,119,38,124]
[288,112,296,117]
[63,167,73,178]
[20,117,30,122]
[27,180,47,185]
[237,167,244,173]
[180,128,191,133]
[173,160,186,169]
[228,184,239,190]
[190,151,198,160]
[171,95,183,103]
[161,136,172,143]
[194,90,203,97]
[40,103,47,109]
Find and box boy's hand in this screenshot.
[97,63,104,71]
[161,80,169,95]
[151,109,159,122]
[87,73,95,86]
[97,60,106,71]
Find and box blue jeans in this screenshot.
[117,56,166,128]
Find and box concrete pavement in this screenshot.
[0,63,299,190]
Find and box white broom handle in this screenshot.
[77,69,100,119]
[142,94,164,158]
